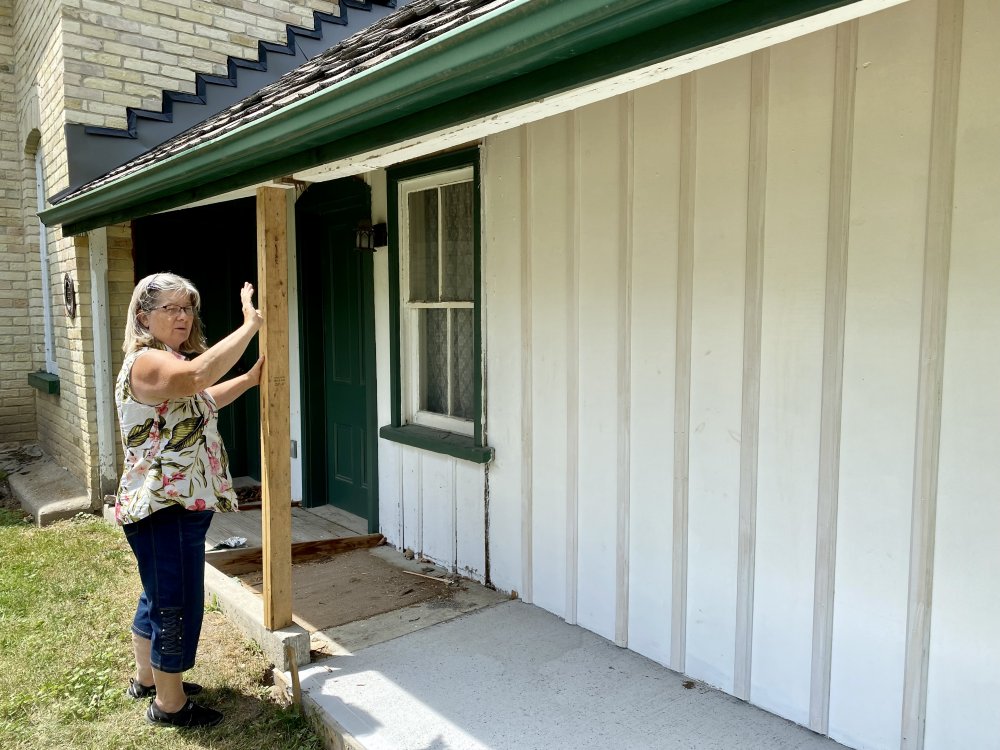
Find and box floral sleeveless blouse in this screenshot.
[114,347,238,524]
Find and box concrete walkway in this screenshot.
[292,600,848,750]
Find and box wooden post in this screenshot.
[256,185,295,630]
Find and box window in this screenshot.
[381,150,492,463]
[32,140,58,375]
[400,168,475,434]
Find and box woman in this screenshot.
[115,272,263,728]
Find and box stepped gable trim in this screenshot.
[43,0,867,235]
[61,3,400,192]
[78,5,374,140]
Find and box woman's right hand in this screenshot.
[241,282,263,331]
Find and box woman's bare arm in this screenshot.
[205,356,264,409]
[130,283,262,404]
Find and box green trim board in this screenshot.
[43,0,864,235]
[27,371,60,395]
[383,148,490,463]
[379,425,493,465]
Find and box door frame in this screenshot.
[296,178,379,533]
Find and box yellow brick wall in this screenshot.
[64,0,344,131]
[6,0,344,497]
[0,0,39,444]
[8,0,91,488]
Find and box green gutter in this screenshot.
[43,0,864,235]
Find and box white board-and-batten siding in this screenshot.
[374,1,998,748]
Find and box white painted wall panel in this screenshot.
[400,446,421,554]
[377,441,403,546]
[370,169,404,548]
[627,79,680,666]
[420,452,454,567]
[482,129,526,595]
[749,31,833,725]
[924,1,1000,746]
[828,2,935,747]
[526,115,572,617]
[685,58,750,693]
[574,98,624,642]
[371,4,999,748]
[455,460,486,582]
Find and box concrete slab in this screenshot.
[204,563,311,670]
[291,601,848,750]
[6,454,92,526]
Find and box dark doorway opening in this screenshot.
[132,199,261,481]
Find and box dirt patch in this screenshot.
[0,443,44,516]
[0,476,17,512]
[238,548,454,632]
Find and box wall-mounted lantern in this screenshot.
[355,220,388,252]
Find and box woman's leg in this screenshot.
[124,506,219,722]
[133,631,154,687]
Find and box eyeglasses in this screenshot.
[151,304,195,317]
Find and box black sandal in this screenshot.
[146,699,223,728]
[127,677,204,700]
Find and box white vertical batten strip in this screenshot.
[452,459,459,572]
[88,227,117,499]
[810,19,858,735]
[520,126,534,603]
[398,444,405,551]
[565,112,581,625]
[900,1,963,747]
[671,73,696,672]
[417,453,424,556]
[734,49,769,701]
[615,94,635,648]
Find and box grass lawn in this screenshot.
[0,493,323,750]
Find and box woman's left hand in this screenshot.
[247,356,264,387]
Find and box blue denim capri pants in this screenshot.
[122,504,215,674]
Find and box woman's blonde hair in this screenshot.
[122,272,207,355]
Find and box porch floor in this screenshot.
[292,600,849,750]
[206,504,367,550]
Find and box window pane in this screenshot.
[422,308,448,415]
[408,189,439,301]
[451,308,474,420]
[441,181,474,301]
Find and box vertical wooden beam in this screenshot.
[257,185,294,631]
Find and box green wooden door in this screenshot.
[297,179,377,527]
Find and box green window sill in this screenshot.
[27,371,60,395]
[379,424,493,464]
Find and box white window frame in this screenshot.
[35,151,57,374]
[398,166,475,437]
